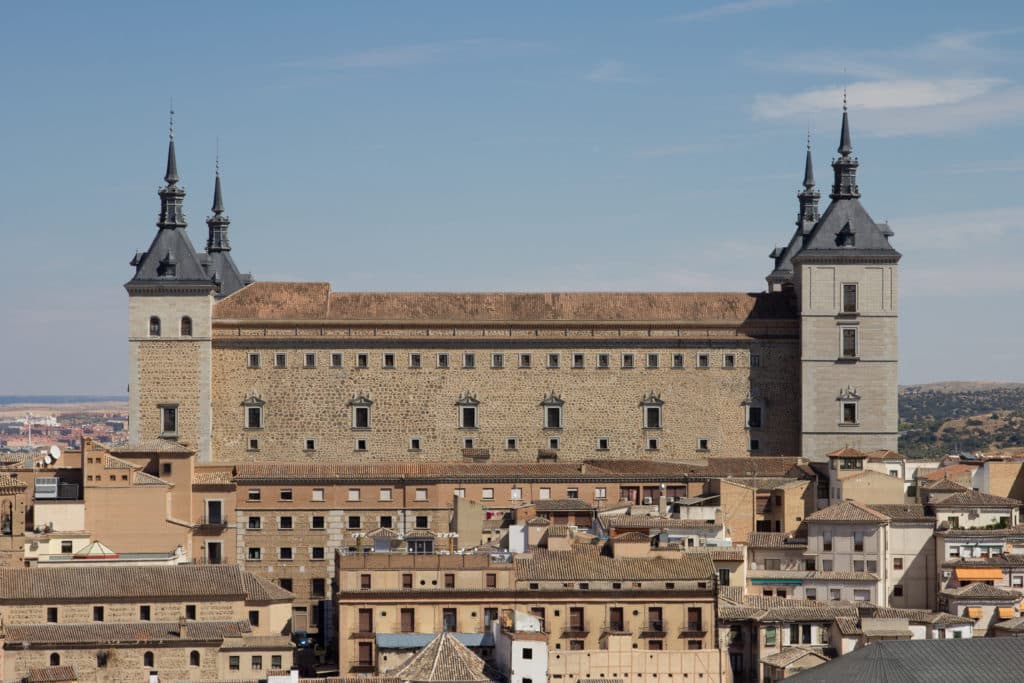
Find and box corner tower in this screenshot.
[125,114,217,462]
[768,135,821,291]
[790,105,900,460]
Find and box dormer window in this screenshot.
[149,316,161,337]
[836,223,855,247]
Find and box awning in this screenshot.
[998,607,1016,619]
[954,568,1004,582]
[966,607,983,619]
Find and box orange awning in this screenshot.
[966,607,983,619]
[955,568,1004,582]
[998,607,1016,619]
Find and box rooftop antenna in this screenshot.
[49,445,62,462]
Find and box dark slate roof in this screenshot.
[793,197,900,263]
[203,249,252,299]
[784,637,1024,682]
[128,223,214,289]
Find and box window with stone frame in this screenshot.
[409,353,421,368]
[180,316,192,336]
[842,283,858,313]
[641,391,663,429]
[349,393,372,430]
[541,392,564,429]
[149,316,161,337]
[491,353,504,369]
[841,327,858,358]
[160,404,178,436]
[597,353,610,369]
[457,392,479,429]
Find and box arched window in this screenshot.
[144,651,155,667]
[189,650,200,667]
[180,316,193,337]
[49,653,60,666]
[149,316,161,337]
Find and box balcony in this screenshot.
[196,515,229,528]
[641,621,667,637]
[680,624,706,637]
[602,622,628,635]
[562,623,590,637]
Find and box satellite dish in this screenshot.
[49,445,62,461]
[43,455,53,466]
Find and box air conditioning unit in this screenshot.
[642,497,653,505]
[34,477,58,499]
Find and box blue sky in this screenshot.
[1,1,1022,394]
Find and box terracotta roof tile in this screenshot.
[5,620,252,645]
[109,439,194,455]
[515,547,714,582]
[932,491,1022,507]
[761,646,830,668]
[0,472,28,493]
[612,531,651,543]
[867,504,934,523]
[940,583,1023,600]
[535,498,595,513]
[386,632,490,683]
[746,533,808,549]
[805,500,889,523]
[827,447,866,458]
[26,667,78,683]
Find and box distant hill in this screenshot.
[0,395,127,406]
[899,382,1024,458]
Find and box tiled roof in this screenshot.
[867,504,934,523]
[600,514,718,531]
[366,527,401,539]
[938,524,1024,538]
[515,547,714,582]
[931,491,1023,508]
[834,616,861,636]
[525,517,550,527]
[0,565,290,602]
[109,439,194,454]
[747,532,808,549]
[386,632,491,683]
[134,470,172,487]
[761,646,830,668]
[0,472,27,493]
[747,570,879,582]
[536,498,595,512]
[860,617,912,638]
[867,608,974,626]
[26,667,78,683]
[827,447,866,459]
[806,500,889,523]
[546,525,573,538]
[864,450,903,462]
[700,457,809,479]
[725,477,808,490]
[940,583,1022,600]
[215,283,797,324]
[920,478,971,491]
[921,464,976,481]
[102,453,135,469]
[992,616,1024,633]
[242,571,295,602]
[4,620,252,644]
[611,531,650,543]
[193,470,235,486]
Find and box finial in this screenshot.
[169,99,175,141]
[802,132,815,190]
[215,137,220,177]
[843,87,847,112]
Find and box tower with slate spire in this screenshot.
[768,134,821,292]
[204,153,253,298]
[125,111,220,462]
[788,101,901,459]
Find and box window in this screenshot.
[854,531,865,552]
[348,516,361,529]
[460,405,477,429]
[409,353,422,368]
[247,516,263,530]
[279,516,293,530]
[572,353,585,368]
[822,559,833,570]
[457,352,474,369]
[46,607,58,622]
[403,573,414,589]
[723,354,736,368]
[248,437,260,451]
[697,438,709,451]
[765,626,776,646]
[228,655,240,671]
[311,578,326,598]
[160,405,177,436]
[304,438,317,451]
[360,574,372,590]
[356,353,369,368]
[894,557,903,570]
[454,488,465,498]
[149,316,161,336]
[486,573,497,588]
[647,437,659,450]
[672,353,684,369]
[746,405,763,429]
[379,487,393,502]
[548,437,560,449]
[272,656,282,671]
[437,353,450,369]
[415,515,429,529]
[409,437,421,451]
[248,609,260,627]
[597,437,609,450]
[644,405,662,429]
[144,651,155,667]
[353,405,370,430]
[251,655,262,671]
[383,353,395,369]
[751,353,761,368]
[93,606,104,622]
[279,547,293,560]
[60,540,73,553]
[523,648,533,660]
[547,353,560,368]
[247,352,261,369]
[348,488,361,502]
[415,488,428,501]
[273,352,286,368]
[894,584,904,597]
[841,328,858,358]
[356,438,367,451]
[140,605,151,621]
[280,488,293,501]
[842,401,858,425]
[97,652,108,667]
[830,588,841,601]
[750,438,760,451]
[806,588,817,601]
[645,353,659,369]
[506,437,518,450]
[697,353,710,368]
[545,405,562,429]
[331,352,343,367]
[595,487,607,499]
[491,353,504,368]
[597,353,610,369]
[854,590,870,602]
[175,315,192,337]
[842,283,858,313]
[304,352,316,368]
[854,559,865,572]
[519,353,532,368]
[380,515,393,528]
[444,573,455,588]
[539,487,551,500]
[511,487,523,500]
[50,653,60,666]
[823,530,833,551]
[483,488,494,500]
[311,487,325,502]
[621,353,635,369]
[246,405,263,429]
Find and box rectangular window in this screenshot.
[437,353,449,368]
[547,353,560,368]
[402,573,413,589]
[160,405,177,436]
[539,487,551,500]
[311,488,324,502]
[545,405,562,429]
[271,352,285,368]
[380,515,393,529]
[279,516,293,530]
[805,588,817,601]
[822,559,833,571]
[354,406,370,429]
[491,353,504,369]
[750,353,761,368]
[597,353,610,369]
[311,515,325,529]
[229,656,240,671]
[379,488,393,502]
[249,609,260,627]
[595,487,607,499]
[246,406,263,429]
[415,515,428,529]
[92,605,105,622]
[567,487,579,499]
[453,489,465,498]
[460,405,477,429]
[331,352,343,368]
[621,353,635,368]
[854,590,870,602]
[486,573,497,588]
[463,352,476,369]
[444,573,455,588]
[511,487,523,500]
[47,607,58,623]
[747,406,763,429]
[311,578,326,598]
[823,530,833,551]
[248,353,260,368]
[409,353,422,368]
[248,489,261,502]
[750,438,760,451]
[548,436,560,449]
[644,353,658,368]
[356,438,367,451]
[279,547,293,560]
[272,656,282,670]
[854,531,864,552]
[841,328,858,358]
[383,353,396,369]
[830,588,841,601]
[519,353,532,368]
[409,437,421,450]
[843,283,858,313]
[415,488,428,501]
[248,437,260,451]
[356,353,368,368]
[647,437,659,450]
[482,488,494,500]
[506,437,518,450]
[697,353,710,368]
[140,605,151,621]
[348,488,361,502]
[854,559,865,572]
[280,488,292,501]
[697,438,709,451]
[867,560,877,573]
[304,352,316,368]
[672,353,684,368]
[572,353,585,368]
[463,437,474,448]
[348,516,361,529]
[644,405,662,429]
[252,656,263,671]
[597,437,609,450]
[842,402,858,425]
[894,557,903,570]
[723,353,736,368]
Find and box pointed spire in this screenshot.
[838,91,853,157]
[830,99,860,200]
[164,107,180,185]
[206,143,231,253]
[157,106,187,229]
[211,144,224,214]
[802,130,815,189]
[797,132,820,231]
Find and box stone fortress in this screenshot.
[126,106,899,464]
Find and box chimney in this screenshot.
[178,616,187,638]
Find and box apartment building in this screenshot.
[0,564,293,682]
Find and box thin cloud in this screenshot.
[287,39,540,71]
[891,207,1024,251]
[585,59,629,83]
[669,0,802,22]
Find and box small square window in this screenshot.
[672,353,684,368]
[248,547,262,561]
[621,353,635,369]
[410,438,422,451]
[383,353,396,369]
[279,547,293,560]
[548,437,560,449]
[248,489,261,502]
[311,515,325,529]
[482,488,494,500]
[511,487,523,500]
[304,438,316,451]
[647,438,659,450]
[312,488,324,502]
[697,353,710,368]
[247,353,260,369]
[304,353,316,368]
[331,352,343,368]
[567,487,579,499]
[723,354,736,368]
[437,353,450,368]
[547,353,560,368]
[409,353,422,368]
[279,516,293,530]
[506,437,518,450]
[463,437,474,448]
[312,546,325,560]
[646,353,659,368]
[491,353,504,369]
[697,438,709,451]
[572,353,585,368]
[597,437,609,450]
[356,438,368,451]
[519,353,532,368]
[161,462,172,475]
[750,439,760,451]
[415,488,428,502]
[595,486,607,499]
[415,515,429,529]
[597,353,610,369]
[348,516,361,530]
[380,515,393,528]
[274,353,286,368]
[248,437,260,451]
[356,353,369,369]
[280,488,293,501]
[463,353,476,369]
